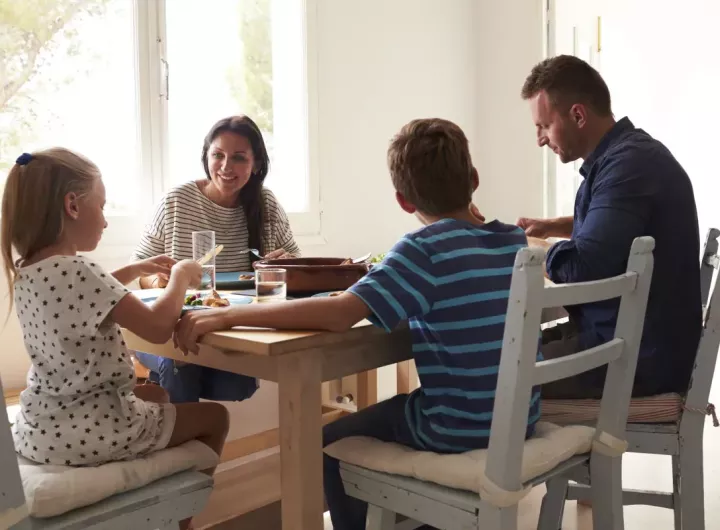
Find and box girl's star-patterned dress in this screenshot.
[11,255,176,466]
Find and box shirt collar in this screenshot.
[579,117,634,177]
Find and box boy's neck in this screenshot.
[416,204,486,227]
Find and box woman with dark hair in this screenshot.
[131,115,299,402]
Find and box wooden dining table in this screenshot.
[123,315,413,530]
[122,280,566,530]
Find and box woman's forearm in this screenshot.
[139,275,158,289]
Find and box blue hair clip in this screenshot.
[16,153,33,166]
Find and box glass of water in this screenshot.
[255,268,287,303]
[192,230,216,294]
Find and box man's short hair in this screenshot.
[387,118,474,216]
[521,55,612,116]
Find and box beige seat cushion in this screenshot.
[324,422,594,502]
[541,393,683,425]
[18,440,218,518]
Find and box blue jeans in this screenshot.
[323,394,427,530]
[134,351,258,403]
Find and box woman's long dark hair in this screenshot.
[202,116,270,254]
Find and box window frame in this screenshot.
[101,0,321,252]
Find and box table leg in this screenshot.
[356,369,378,410]
[278,353,323,530]
[397,361,411,394]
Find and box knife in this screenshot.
[197,244,224,266]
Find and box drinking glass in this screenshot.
[192,230,216,294]
[255,268,287,302]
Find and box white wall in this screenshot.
[469,0,545,223]
[598,0,720,239]
[304,0,480,259]
[0,0,546,439]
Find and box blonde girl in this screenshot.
[2,149,229,529]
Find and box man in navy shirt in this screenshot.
[518,55,701,399]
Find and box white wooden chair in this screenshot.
[548,227,720,530]
[0,377,213,530]
[326,236,655,530]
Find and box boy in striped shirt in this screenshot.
[173,118,542,530]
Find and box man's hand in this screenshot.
[173,308,231,355]
[517,217,552,238]
[517,216,574,239]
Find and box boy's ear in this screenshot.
[471,167,479,192]
[64,192,80,220]
[395,191,416,214]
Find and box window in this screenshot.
[0,0,317,245]
[0,1,144,215]
[544,0,599,217]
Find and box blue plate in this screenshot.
[137,292,254,312]
[216,271,255,290]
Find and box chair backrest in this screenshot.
[684,228,720,413]
[0,377,30,529]
[484,236,654,495]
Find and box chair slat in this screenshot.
[542,273,637,309]
[533,339,623,386]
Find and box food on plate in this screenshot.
[184,290,230,308]
[238,274,254,280]
[203,290,231,307]
[184,294,204,307]
[370,253,386,264]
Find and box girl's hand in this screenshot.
[135,255,176,278]
[171,260,203,289]
[173,308,231,355]
[116,255,175,287]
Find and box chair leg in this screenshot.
[538,477,568,530]
[366,504,396,530]
[156,523,180,530]
[677,434,706,530]
[672,453,682,530]
[590,454,624,530]
[483,505,518,530]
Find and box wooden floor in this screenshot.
[4,388,21,407]
[190,450,593,530]
[194,451,282,529]
[191,445,719,530]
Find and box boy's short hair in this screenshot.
[387,118,474,216]
[521,55,612,116]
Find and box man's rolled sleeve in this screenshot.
[546,156,652,284]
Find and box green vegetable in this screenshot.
[370,253,386,264]
[185,294,200,305]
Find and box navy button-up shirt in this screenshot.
[546,117,701,395]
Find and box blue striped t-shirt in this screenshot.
[348,219,541,453]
